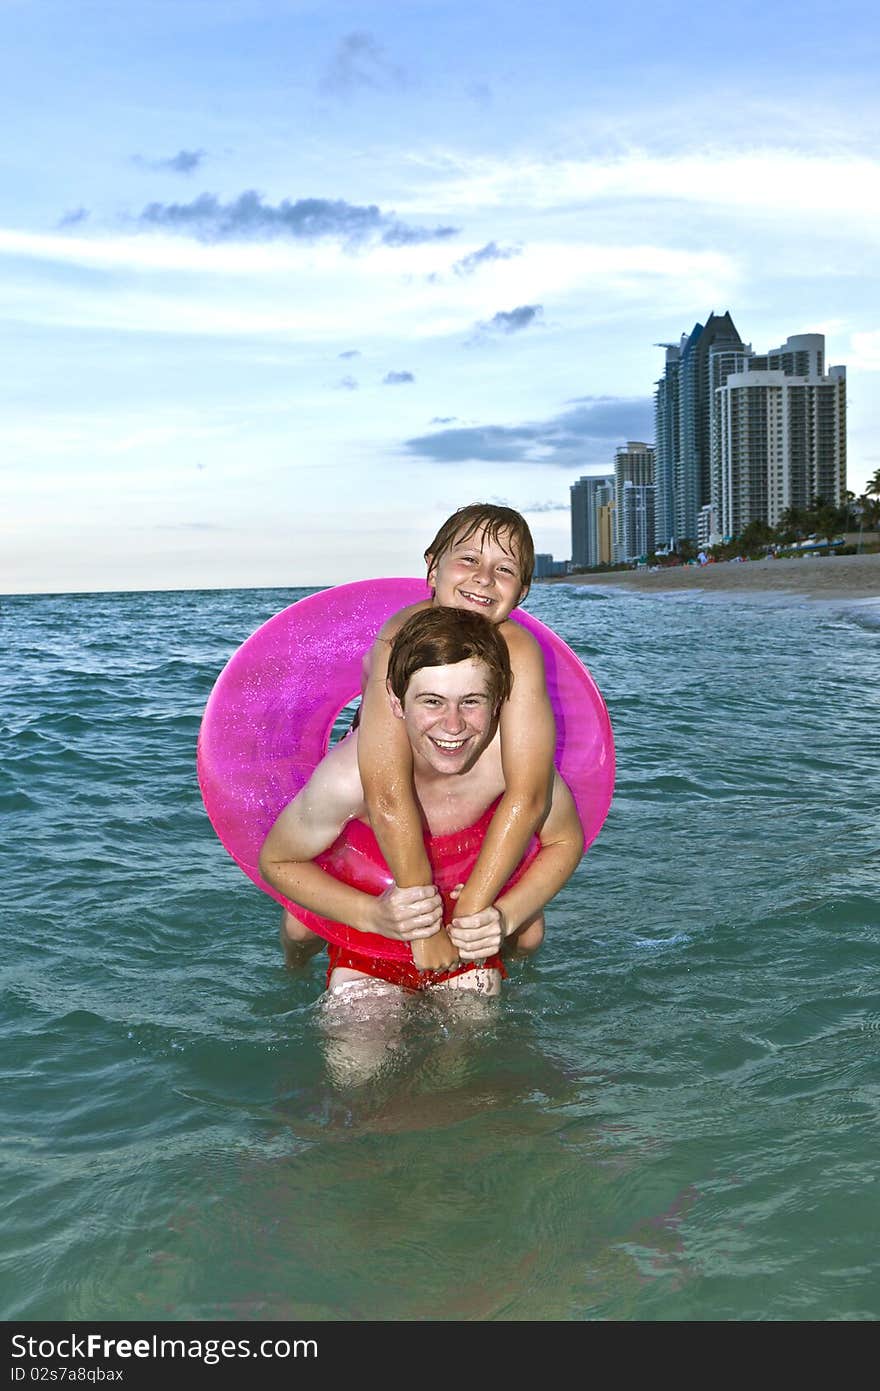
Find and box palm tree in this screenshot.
[738,518,776,557]
[813,503,843,547]
[779,505,809,544]
[858,494,880,530]
[674,538,698,563]
[866,468,880,500]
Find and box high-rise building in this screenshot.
[570,474,615,568]
[654,318,846,545]
[653,340,683,550]
[676,311,745,542]
[613,442,654,560]
[534,553,569,578]
[619,482,656,562]
[752,333,825,379]
[708,340,753,539]
[697,505,715,551]
[597,498,615,566]
[716,356,847,536]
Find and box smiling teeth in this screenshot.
[462,592,492,605]
[433,739,466,749]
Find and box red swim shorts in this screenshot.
[326,942,507,992]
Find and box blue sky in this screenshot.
[3,0,878,593]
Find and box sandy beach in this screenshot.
[539,550,880,601]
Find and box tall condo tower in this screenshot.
[570,474,615,568]
[613,441,655,561]
[715,337,847,537]
[676,311,745,542]
[619,481,656,562]
[653,340,683,550]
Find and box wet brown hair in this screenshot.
[424,503,535,593]
[387,606,513,708]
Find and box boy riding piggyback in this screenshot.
[283,503,557,973]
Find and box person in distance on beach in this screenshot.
[279,503,558,976]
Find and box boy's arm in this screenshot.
[357,629,433,889]
[448,773,583,959]
[358,624,459,971]
[259,742,441,942]
[451,624,557,919]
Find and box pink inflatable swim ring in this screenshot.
[197,578,615,961]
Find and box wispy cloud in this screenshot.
[336,375,359,390]
[414,148,880,226]
[0,228,734,310]
[474,304,543,336]
[384,370,415,385]
[136,191,458,246]
[58,208,89,228]
[405,395,654,466]
[134,149,207,175]
[452,241,521,276]
[0,222,742,353]
[321,31,407,96]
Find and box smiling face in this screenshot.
[426,525,527,624]
[388,658,497,776]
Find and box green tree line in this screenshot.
[571,470,880,573]
[670,469,880,564]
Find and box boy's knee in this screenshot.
[279,910,325,967]
[506,912,545,956]
[281,909,321,945]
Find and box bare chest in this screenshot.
[415,751,505,837]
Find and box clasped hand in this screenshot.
[447,884,508,961]
[367,883,442,941]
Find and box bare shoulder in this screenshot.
[375,598,431,642]
[499,617,544,669]
[301,730,367,816]
[366,600,432,683]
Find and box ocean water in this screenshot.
[2,581,879,1323]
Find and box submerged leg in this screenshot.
[430,966,503,998]
[317,967,408,1087]
[279,909,325,969]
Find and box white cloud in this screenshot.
[849,331,880,371]
[0,154,771,352]
[0,226,739,340]
[401,147,880,228]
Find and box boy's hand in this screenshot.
[448,881,509,959]
[366,883,442,941]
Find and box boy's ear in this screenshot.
[424,550,436,588]
[386,678,405,719]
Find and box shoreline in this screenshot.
[538,550,880,601]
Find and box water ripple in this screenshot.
[1,584,878,1321]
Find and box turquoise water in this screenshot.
[2,582,879,1322]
